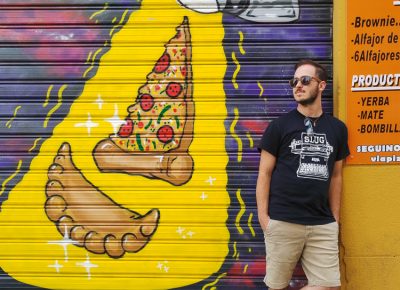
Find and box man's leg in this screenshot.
[301,222,341,289]
[263,220,305,289]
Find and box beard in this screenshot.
[295,86,319,106]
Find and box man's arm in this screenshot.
[256,150,276,231]
[329,159,344,223]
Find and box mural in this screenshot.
[0,0,333,289]
[0,0,141,205]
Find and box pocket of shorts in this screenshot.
[335,220,340,232]
[264,219,274,234]
[330,221,340,234]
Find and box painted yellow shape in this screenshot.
[248,212,256,237]
[0,1,229,289]
[28,138,42,152]
[230,107,243,162]
[109,9,129,36]
[235,189,245,235]
[238,31,246,55]
[201,272,227,290]
[43,85,67,128]
[89,2,108,20]
[246,131,254,148]
[6,105,22,128]
[257,80,264,97]
[231,51,240,89]
[43,85,53,108]
[243,264,248,273]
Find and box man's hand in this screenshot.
[334,214,340,224]
[258,213,270,232]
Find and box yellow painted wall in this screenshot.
[334,1,400,288]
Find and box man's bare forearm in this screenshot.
[256,173,270,217]
[256,150,276,230]
[329,160,344,222]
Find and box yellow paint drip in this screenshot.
[109,9,129,36]
[43,85,67,128]
[89,2,109,20]
[246,131,254,148]
[248,212,256,237]
[85,51,93,64]
[230,107,242,162]
[257,81,264,97]
[238,31,246,55]
[28,138,42,153]
[83,48,103,78]
[5,106,21,128]
[232,241,238,258]
[235,189,245,235]
[232,51,240,89]
[43,85,53,108]
[202,272,227,290]
[243,264,248,274]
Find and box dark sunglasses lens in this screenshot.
[300,76,312,85]
[289,78,298,88]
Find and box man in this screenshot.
[256,59,349,290]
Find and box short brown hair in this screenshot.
[294,59,328,82]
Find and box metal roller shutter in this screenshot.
[0,0,333,289]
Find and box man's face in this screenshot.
[292,64,322,106]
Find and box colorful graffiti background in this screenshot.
[0,0,333,289]
[0,0,139,205]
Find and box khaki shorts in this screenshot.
[264,219,340,289]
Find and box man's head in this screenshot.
[290,59,327,106]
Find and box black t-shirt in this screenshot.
[258,109,350,225]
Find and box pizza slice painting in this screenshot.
[93,17,194,186]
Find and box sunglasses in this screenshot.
[289,75,322,88]
[304,117,314,134]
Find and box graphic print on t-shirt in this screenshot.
[289,132,333,181]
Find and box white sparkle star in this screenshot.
[105,104,126,134]
[186,231,195,238]
[200,192,208,200]
[76,254,98,280]
[157,261,169,272]
[94,94,104,110]
[48,260,63,273]
[205,176,216,186]
[48,225,78,262]
[176,227,185,235]
[74,112,99,136]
